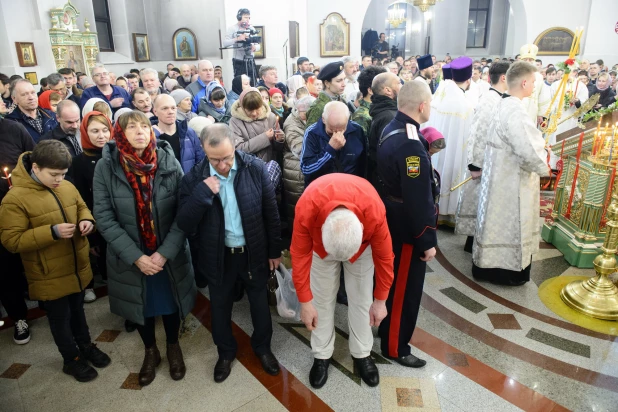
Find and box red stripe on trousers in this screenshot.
[388,243,414,357]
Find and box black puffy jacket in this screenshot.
[176,151,282,286]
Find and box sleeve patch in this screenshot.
[406,156,420,178]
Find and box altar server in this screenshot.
[519,44,551,126]
[472,61,549,286]
[456,62,510,252]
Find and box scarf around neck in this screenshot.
[113,121,158,251]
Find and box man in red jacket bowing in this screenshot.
[291,173,394,389]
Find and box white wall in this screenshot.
[580,0,618,66]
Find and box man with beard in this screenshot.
[413,54,434,86]
[367,72,401,186]
[40,100,82,157]
[177,64,192,89]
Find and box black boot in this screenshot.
[63,356,98,382]
[79,343,111,368]
[138,345,161,386]
[353,356,379,387]
[309,358,330,389]
[125,319,137,333]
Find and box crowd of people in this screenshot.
[0,14,616,393]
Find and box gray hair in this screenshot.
[295,95,315,112]
[46,73,65,87]
[322,208,363,261]
[259,65,277,79]
[322,101,350,123]
[198,60,213,70]
[10,79,34,97]
[140,68,158,79]
[199,123,235,147]
[56,100,79,118]
[342,56,356,66]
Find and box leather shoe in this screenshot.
[214,358,233,383]
[166,342,186,381]
[309,358,330,389]
[138,345,161,386]
[353,356,379,387]
[385,353,427,368]
[258,352,280,376]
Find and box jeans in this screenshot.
[41,291,91,363]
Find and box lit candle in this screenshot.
[2,167,11,189]
[609,125,616,164]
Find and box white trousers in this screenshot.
[310,246,374,359]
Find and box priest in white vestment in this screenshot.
[424,56,474,226]
[455,61,511,251]
[472,61,549,286]
[519,44,551,126]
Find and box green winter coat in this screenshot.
[93,140,196,325]
[306,92,347,127]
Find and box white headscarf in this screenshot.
[286,75,305,97]
[81,98,107,118]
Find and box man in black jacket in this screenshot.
[0,114,35,345]
[177,124,282,384]
[367,72,401,186]
[40,100,82,157]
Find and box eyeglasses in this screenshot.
[93,72,109,77]
[209,155,234,165]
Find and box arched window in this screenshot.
[467,0,490,48]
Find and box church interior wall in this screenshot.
[0,0,616,87]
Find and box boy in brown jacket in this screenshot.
[0,140,110,382]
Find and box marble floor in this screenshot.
[1,227,618,412]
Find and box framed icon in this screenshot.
[15,42,37,67]
[534,27,579,56]
[320,13,350,57]
[132,33,150,62]
[24,72,38,85]
[173,28,198,60]
[253,26,266,59]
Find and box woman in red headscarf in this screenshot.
[38,90,62,113]
[92,110,195,387]
[71,111,113,303]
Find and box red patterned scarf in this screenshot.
[113,122,158,250]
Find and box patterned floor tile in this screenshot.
[120,372,141,390]
[95,329,121,343]
[487,313,522,330]
[380,377,440,411]
[526,328,591,358]
[0,363,30,379]
[445,353,469,367]
[439,287,487,314]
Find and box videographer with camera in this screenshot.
[224,8,261,85]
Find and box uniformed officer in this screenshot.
[376,80,438,368]
[306,61,349,126]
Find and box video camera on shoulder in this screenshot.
[237,21,261,45]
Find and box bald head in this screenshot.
[198,60,214,83]
[56,100,81,135]
[371,72,400,99]
[180,64,191,79]
[153,94,178,126]
[57,99,80,118]
[322,101,350,134]
[154,93,175,109]
[397,81,432,123]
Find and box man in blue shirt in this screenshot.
[186,60,215,113]
[79,65,131,114]
[176,124,282,384]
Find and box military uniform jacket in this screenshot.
[351,99,372,136]
[377,111,437,251]
[306,92,347,127]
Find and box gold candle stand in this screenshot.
[561,161,618,320]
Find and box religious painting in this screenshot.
[173,28,198,60]
[15,42,37,67]
[24,72,38,85]
[320,13,350,57]
[253,26,266,59]
[132,33,150,62]
[63,44,86,73]
[534,27,579,56]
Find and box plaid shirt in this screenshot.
[23,111,43,135]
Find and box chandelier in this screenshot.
[387,3,406,28]
[408,0,444,13]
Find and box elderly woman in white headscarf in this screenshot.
[81,97,108,118]
[282,95,315,228]
[286,75,306,107]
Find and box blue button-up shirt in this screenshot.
[210,159,246,247]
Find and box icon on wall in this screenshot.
[132,33,150,62]
[320,13,350,57]
[24,72,38,85]
[173,28,198,60]
[15,42,37,67]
